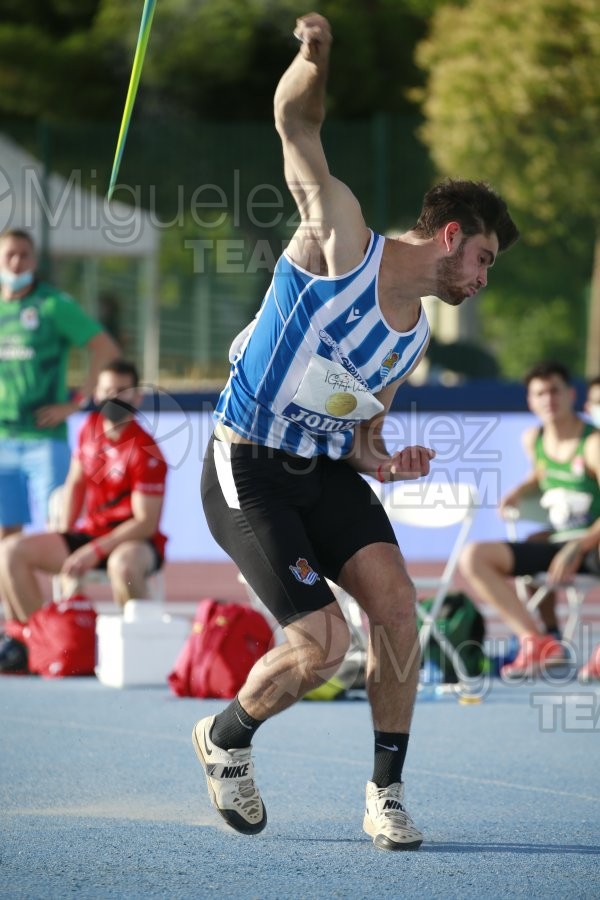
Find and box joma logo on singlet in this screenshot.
[221,763,250,778]
[289,409,355,431]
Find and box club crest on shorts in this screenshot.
[289,557,320,585]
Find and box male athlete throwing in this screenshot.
[194,12,519,850]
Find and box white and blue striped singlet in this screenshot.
[215,231,430,459]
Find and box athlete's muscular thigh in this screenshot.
[338,542,416,626]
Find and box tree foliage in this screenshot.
[0,0,438,121]
[96,0,435,120]
[417,0,600,235]
[416,0,600,375]
[0,0,124,118]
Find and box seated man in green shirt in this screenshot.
[459,362,600,678]
[0,228,120,539]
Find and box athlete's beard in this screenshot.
[434,239,469,306]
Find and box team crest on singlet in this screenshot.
[380,350,400,384]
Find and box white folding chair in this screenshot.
[48,486,165,604]
[503,492,597,642]
[382,480,480,683]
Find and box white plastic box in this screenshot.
[95,600,190,688]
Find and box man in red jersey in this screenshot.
[0,359,168,673]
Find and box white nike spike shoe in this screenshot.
[363,781,423,851]
[192,715,266,835]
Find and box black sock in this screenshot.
[210,697,264,749]
[372,731,410,788]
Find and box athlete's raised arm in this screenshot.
[274,12,369,276]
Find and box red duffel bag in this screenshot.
[21,597,97,678]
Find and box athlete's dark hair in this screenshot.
[100,358,139,388]
[412,179,520,252]
[524,361,571,388]
[0,228,35,247]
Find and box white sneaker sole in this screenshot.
[363,814,423,851]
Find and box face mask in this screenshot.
[0,269,34,292]
[99,397,137,425]
[587,404,600,429]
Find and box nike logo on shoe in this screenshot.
[221,763,250,778]
[376,743,399,752]
[346,308,361,324]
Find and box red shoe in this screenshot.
[501,634,565,679]
[579,645,600,682]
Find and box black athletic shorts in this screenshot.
[201,434,398,627]
[509,541,600,576]
[60,532,164,573]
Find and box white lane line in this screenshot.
[3,718,598,804]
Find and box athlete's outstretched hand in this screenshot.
[378,446,436,482]
[293,12,332,63]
